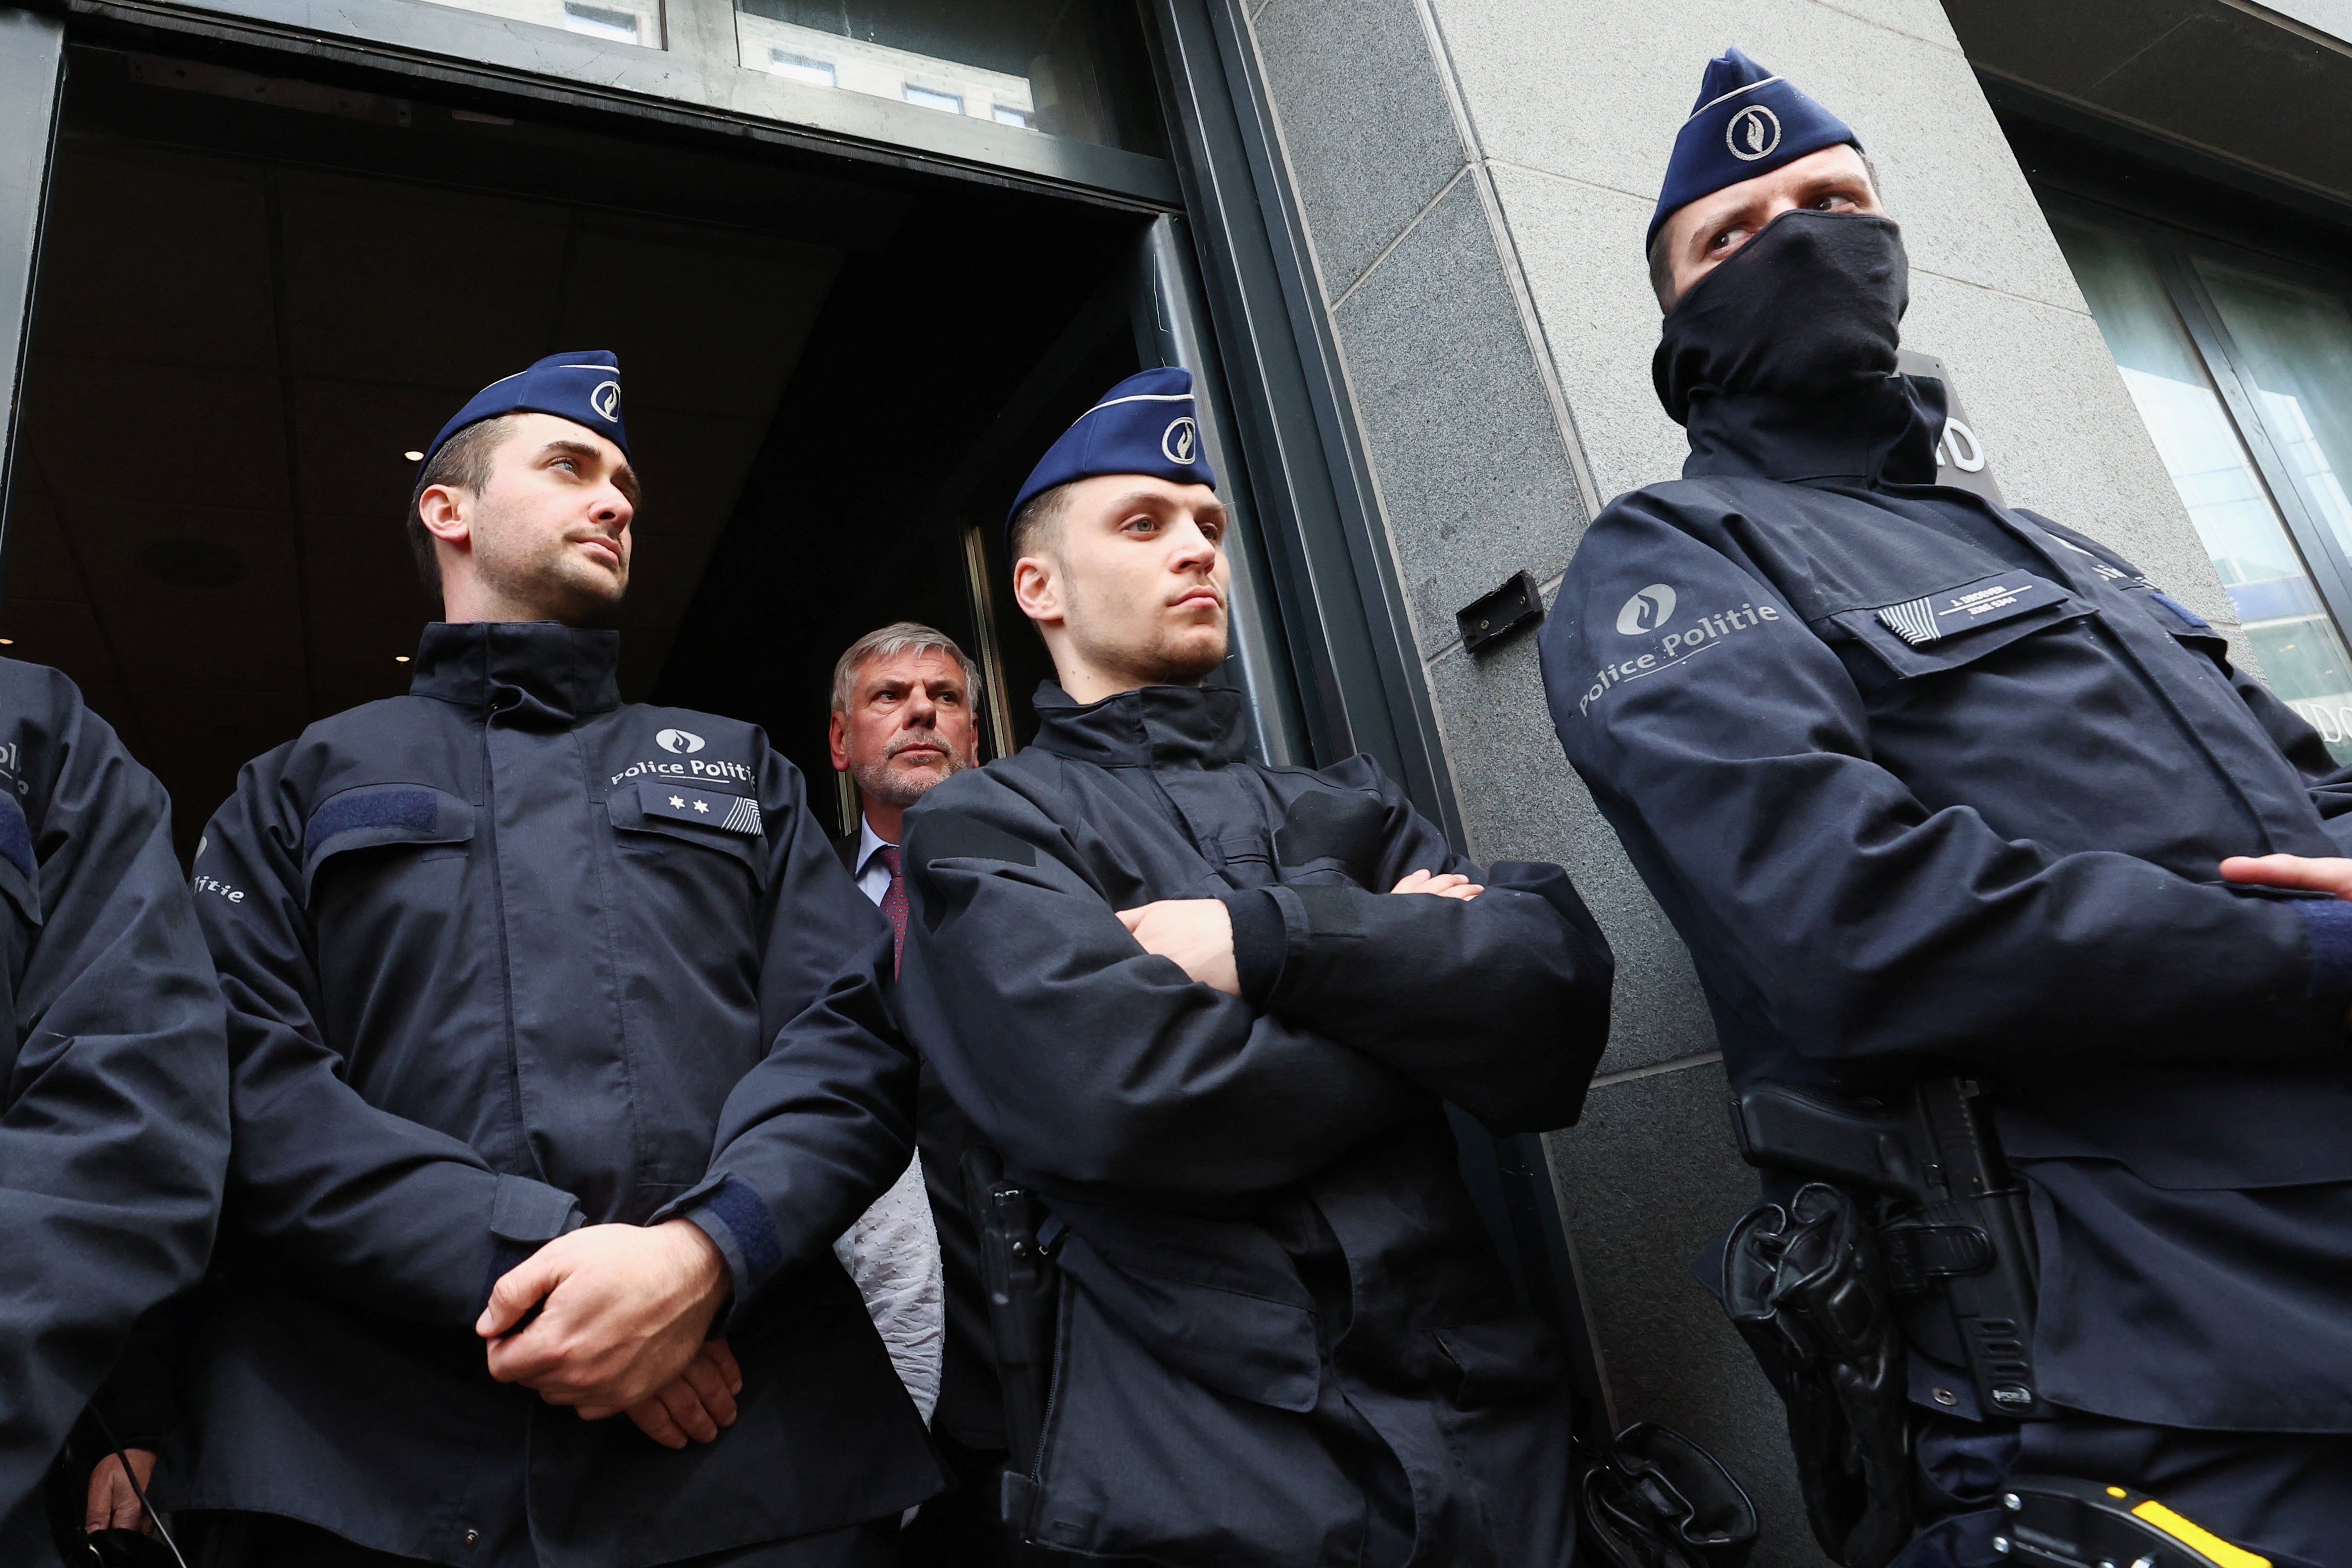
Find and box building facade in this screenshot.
[2,0,2346,1559]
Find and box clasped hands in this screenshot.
[1116,867,1483,994]
[476,1217,740,1450]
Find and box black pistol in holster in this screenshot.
[1719,1076,2044,1567]
[961,1147,1063,1504]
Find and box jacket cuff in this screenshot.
[477,1174,586,1317]
[671,1175,784,1313]
[1216,889,1287,1005]
[2301,900,2352,1014]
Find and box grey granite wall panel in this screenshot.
[1326,178,1586,654]
[1250,0,1467,302]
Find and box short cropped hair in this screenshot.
[1648,151,1882,312]
[405,414,517,594]
[830,621,980,713]
[1005,482,1071,570]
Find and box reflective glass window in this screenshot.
[2197,263,2352,575]
[2050,212,2352,757]
[734,1,1164,153]
[418,0,664,45]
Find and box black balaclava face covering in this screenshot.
[1652,209,1909,427]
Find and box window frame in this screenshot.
[62,0,1182,205]
[2039,185,2352,663]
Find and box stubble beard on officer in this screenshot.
[829,648,979,844]
[1012,474,1478,997]
[419,411,744,1448]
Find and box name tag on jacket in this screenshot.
[1875,573,2069,647]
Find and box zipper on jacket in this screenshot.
[480,691,551,1185]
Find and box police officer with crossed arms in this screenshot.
[876,368,1616,1565]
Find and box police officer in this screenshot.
[0,663,228,1565]
[166,352,942,1565]
[886,367,1615,1565]
[1540,50,2352,1565]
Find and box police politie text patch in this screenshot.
[638,779,762,836]
[1875,573,2069,647]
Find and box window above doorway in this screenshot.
[730,0,1161,156]
[107,0,1179,204]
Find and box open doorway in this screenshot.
[2,40,1168,854]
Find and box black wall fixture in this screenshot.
[1457,571,1543,657]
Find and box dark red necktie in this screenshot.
[876,843,907,975]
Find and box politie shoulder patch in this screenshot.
[638,779,762,836]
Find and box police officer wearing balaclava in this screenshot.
[878,366,1614,1565]
[0,660,228,1565]
[1541,48,2352,1567]
[164,353,942,1565]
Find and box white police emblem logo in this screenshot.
[1726,105,1781,162]
[1615,584,1677,635]
[656,728,705,755]
[591,379,622,423]
[1161,416,1198,466]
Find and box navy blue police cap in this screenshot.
[1647,47,1861,249]
[419,349,629,473]
[1006,366,1215,540]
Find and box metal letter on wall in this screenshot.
[0,5,64,582]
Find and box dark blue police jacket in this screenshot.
[891,680,1612,1567]
[1540,375,2352,1437]
[0,660,228,1566]
[162,621,942,1567]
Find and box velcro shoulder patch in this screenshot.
[305,786,438,857]
[906,809,1038,869]
[639,780,763,836]
[1875,573,2068,647]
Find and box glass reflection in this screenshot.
[415,0,664,46]
[733,1,1163,154]
[2198,263,2352,568]
[2051,213,2352,760]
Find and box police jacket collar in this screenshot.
[409,620,622,723]
[1030,680,1248,769]
[1682,374,1943,489]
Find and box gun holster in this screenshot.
[1579,1422,1759,1568]
[1724,1184,1914,1568]
[1730,1078,2046,1421]
[961,1147,1062,1484]
[1723,1078,2053,1567]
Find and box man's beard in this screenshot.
[1081,602,1230,689]
[852,733,968,810]
[475,507,627,624]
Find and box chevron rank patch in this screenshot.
[1876,573,2068,647]
[639,779,763,836]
